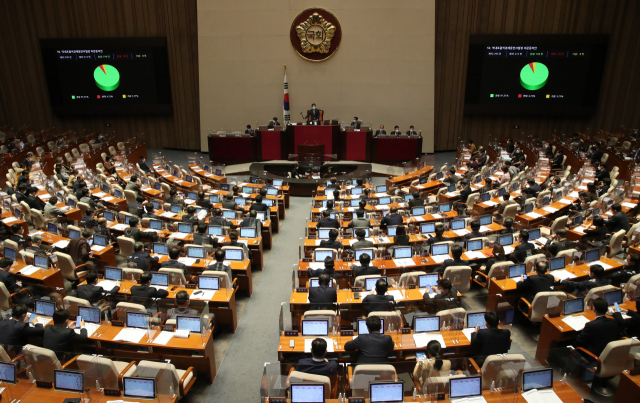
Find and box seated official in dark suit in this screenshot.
[127,195,146,217]
[0,304,44,352]
[391,125,402,136]
[392,225,410,246]
[408,191,426,208]
[304,104,321,124]
[124,217,157,243]
[516,261,556,303]
[612,296,640,339]
[443,167,460,185]
[131,272,170,306]
[181,205,198,223]
[423,279,458,311]
[193,223,218,247]
[44,309,92,360]
[606,203,630,232]
[344,316,394,364]
[138,155,151,172]
[511,229,535,262]
[381,206,403,230]
[160,247,190,278]
[362,279,395,312]
[348,209,371,229]
[611,253,640,287]
[434,245,469,275]
[195,190,213,210]
[206,249,233,279]
[267,117,281,128]
[297,338,338,375]
[576,297,619,356]
[308,274,338,308]
[459,180,472,204]
[464,220,483,240]
[319,229,342,251]
[522,178,541,199]
[324,200,339,215]
[242,210,263,233]
[308,257,339,279]
[558,264,611,296]
[351,117,361,129]
[353,253,380,277]
[250,195,269,212]
[77,271,119,305]
[470,311,511,366]
[583,216,609,240]
[127,242,159,271]
[351,228,374,250]
[546,228,575,257]
[210,208,233,227]
[375,125,386,136]
[165,189,185,207]
[244,124,254,135]
[406,125,418,136]
[318,210,340,229]
[427,223,447,245]
[221,192,238,210]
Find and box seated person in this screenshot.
[167,291,199,319]
[362,279,394,311]
[413,341,450,383]
[160,247,190,279]
[392,225,410,246]
[348,209,371,229]
[308,273,337,307]
[80,209,98,229]
[131,272,170,306]
[583,216,608,240]
[375,125,386,136]
[516,261,555,303]
[501,217,515,234]
[0,304,44,353]
[434,244,469,275]
[206,249,233,279]
[408,191,426,207]
[44,196,66,219]
[127,242,158,271]
[141,204,156,219]
[391,126,402,136]
[324,200,339,215]
[193,223,218,247]
[381,206,403,230]
[465,220,483,240]
[497,193,517,215]
[125,175,141,194]
[44,309,91,360]
[241,210,263,234]
[181,205,197,223]
[511,229,535,262]
[318,209,339,229]
[442,167,460,185]
[308,256,339,279]
[547,228,575,256]
[127,195,145,217]
[558,264,610,296]
[612,296,640,339]
[575,297,619,356]
[196,190,213,210]
[0,257,34,306]
[77,270,119,305]
[319,228,341,250]
[166,189,185,206]
[606,203,630,232]
[470,311,511,367]
[138,155,151,172]
[124,217,155,243]
[250,195,269,212]
[611,253,640,287]
[344,316,394,363]
[296,338,338,375]
[352,253,380,277]
[351,228,374,250]
[223,230,250,257]
[210,208,232,227]
[423,279,458,311]
[427,223,446,245]
[521,178,541,199]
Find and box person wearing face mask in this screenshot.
[391,126,401,136]
[406,125,417,136]
[304,103,321,124]
[351,117,361,129]
[268,117,281,128]
[423,279,458,311]
[375,124,386,136]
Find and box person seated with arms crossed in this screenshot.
[547,228,575,256]
[308,256,339,279]
[44,309,92,361]
[308,273,337,308]
[297,338,338,376]
[408,191,426,207]
[423,279,458,311]
[166,189,185,207]
[77,270,120,305]
[557,264,610,296]
[127,194,146,217]
[516,261,556,304]
[470,311,511,367]
[0,304,44,353]
[575,297,619,357]
[594,161,610,181]
[127,242,158,271]
[196,190,213,210]
[348,209,371,229]
[160,246,191,280]
[304,104,320,124]
[318,210,340,230]
[319,228,342,251]
[551,150,564,170]
[434,244,469,275]
[583,216,608,240]
[362,278,395,311]
[344,316,394,364]
[250,195,269,212]
[510,229,535,262]
[206,249,233,279]
[351,228,374,250]
[352,253,380,277]
[612,296,640,339]
[606,203,630,232]
[611,253,640,287]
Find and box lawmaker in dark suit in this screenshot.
[362,279,395,312]
[318,210,340,229]
[406,126,418,136]
[250,195,269,212]
[128,242,158,272]
[181,206,198,224]
[221,192,238,210]
[459,180,472,204]
[267,117,281,128]
[408,191,426,208]
[352,253,380,277]
[380,206,403,230]
[551,151,564,169]
[138,155,151,172]
[434,245,469,275]
[606,204,630,232]
[195,191,213,210]
[546,228,575,257]
[583,216,609,240]
[470,311,511,366]
[612,297,640,339]
[344,316,394,364]
[160,247,190,278]
[391,126,402,136]
[304,104,321,123]
[351,117,361,129]
[77,271,119,305]
[206,249,233,279]
[44,309,92,360]
[594,163,610,181]
[131,272,170,306]
[516,261,556,303]
[0,305,44,352]
[319,229,342,251]
[352,228,374,250]
[127,195,146,217]
[423,278,458,311]
[297,338,338,375]
[308,274,337,309]
[375,125,386,136]
[576,298,619,356]
[511,229,536,262]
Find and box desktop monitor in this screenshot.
[376,185,387,192]
[176,316,202,333]
[512,182,520,192]
[439,203,451,213]
[209,194,220,204]
[103,211,115,222]
[47,222,58,235]
[436,172,444,180]
[421,176,429,184]
[318,229,331,239]
[93,234,108,246]
[451,219,465,230]
[170,204,182,214]
[309,278,334,288]
[604,289,623,306]
[449,376,482,399]
[585,248,600,263]
[354,249,374,261]
[508,264,526,278]
[290,383,325,403]
[124,215,133,225]
[522,369,554,392]
[541,197,551,207]
[149,219,163,230]
[528,228,541,240]
[365,277,386,291]
[105,267,123,281]
[185,175,194,183]
[34,255,48,269]
[172,170,179,177]
[263,198,275,207]
[114,189,122,199]
[35,300,55,317]
[412,207,425,216]
[393,246,412,259]
[150,272,169,287]
[431,243,449,256]
[187,191,198,200]
[498,234,513,246]
[101,183,110,193]
[78,306,101,324]
[187,246,205,259]
[481,192,491,202]
[208,226,224,236]
[351,187,363,195]
[314,249,334,262]
[419,274,439,288]
[223,210,236,219]
[68,198,76,209]
[4,247,16,261]
[198,276,220,290]
[250,176,259,184]
[301,320,329,336]
[387,226,397,236]
[347,199,358,207]
[498,187,506,197]
[256,211,267,222]
[466,312,486,329]
[479,215,492,226]
[448,185,456,192]
[475,175,482,184]
[240,227,256,238]
[242,186,253,195]
[414,316,440,333]
[0,362,16,384]
[378,196,391,205]
[177,223,192,233]
[220,184,230,191]
[573,215,584,226]
[153,243,168,255]
[369,382,404,403]
[549,257,566,271]
[467,239,483,251]
[123,377,156,400]
[421,223,436,234]
[504,308,515,325]
[267,188,278,196]
[54,370,84,393]
[225,249,243,261]
[154,182,162,191]
[126,312,150,329]
[273,179,283,187]
[404,194,414,201]
[524,203,534,214]
[357,319,383,334]
[563,298,585,316]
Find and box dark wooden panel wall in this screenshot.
[435,0,640,151]
[0,0,199,150]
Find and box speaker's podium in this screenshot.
[289,143,337,173]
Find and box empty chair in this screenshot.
[71,148,81,159]
[73,354,137,391]
[109,146,117,156]
[474,261,512,287]
[115,301,146,312]
[287,371,332,398]
[436,307,465,329]
[349,364,397,398]
[159,267,187,286]
[519,292,566,340]
[124,189,137,205]
[608,229,626,257]
[584,285,617,307]
[54,252,90,291]
[22,345,61,383]
[574,338,640,395]
[443,266,472,293]
[303,310,339,330]
[541,216,568,237]
[135,360,196,399]
[63,295,91,308]
[472,354,525,390]
[117,236,135,257]
[117,142,126,151]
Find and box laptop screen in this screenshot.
[354,249,374,261]
[378,196,391,205]
[498,187,505,196]
[351,187,362,195]
[68,199,76,209]
[78,306,101,324]
[393,247,412,259]
[93,234,107,246]
[242,186,253,195]
[528,228,541,240]
[376,185,387,192]
[370,382,404,403]
[223,210,236,219]
[124,215,133,225]
[508,264,526,278]
[421,223,435,233]
[187,191,197,200]
[291,384,325,403]
[522,369,553,392]
[317,229,331,239]
[412,206,425,216]
[365,277,386,291]
[54,370,83,392]
[225,249,243,261]
[220,184,230,191]
[199,276,220,290]
[448,185,456,192]
[467,239,482,251]
[481,192,491,202]
[187,246,205,258]
[404,194,414,201]
[451,219,465,230]
[35,300,55,317]
[263,198,275,207]
[466,312,486,329]
[209,194,220,203]
[103,211,115,221]
[114,189,122,199]
[150,273,169,287]
[256,211,267,222]
[604,289,623,306]
[479,215,492,226]
[432,243,449,256]
[240,227,256,238]
[549,257,565,271]
[34,255,48,269]
[414,316,440,333]
[273,179,283,186]
[0,362,16,383]
[309,278,334,287]
[450,377,482,399]
[3,247,15,261]
[267,188,278,196]
[564,298,584,315]
[47,222,58,235]
[123,377,155,399]
[176,316,201,333]
[504,308,515,325]
[314,249,333,262]
[105,267,123,281]
[208,226,223,236]
[585,248,600,263]
[387,226,397,236]
[525,203,534,213]
[149,219,162,230]
[419,274,439,288]
[439,203,451,213]
[153,243,168,255]
[234,197,246,206]
[301,320,329,336]
[498,234,513,246]
[170,204,182,213]
[357,319,383,334]
[126,312,150,329]
[177,223,192,234]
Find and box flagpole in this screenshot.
[283,64,290,125]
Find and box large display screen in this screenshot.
[40,37,172,115]
[464,35,608,115]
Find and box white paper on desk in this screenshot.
[113,328,146,343]
[577,186,588,190]
[375,205,390,210]
[484,201,498,207]
[453,229,471,236]
[420,288,436,298]
[431,214,442,219]
[102,196,115,202]
[377,237,390,243]
[170,232,189,239]
[415,185,425,189]
[573,226,585,233]
[152,331,175,345]
[387,290,405,300]
[91,245,106,252]
[622,202,638,208]
[559,198,573,204]
[177,257,196,266]
[29,231,44,236]
[504,246,515,254]
[431,255,451,263]
[562,315,590,331]
[75,323,100,337]
[393,258,416,267]
[462,328,476,342]
[304,338,334,353]
[413,333,446,348]
[52,240,70,248]
[587,261,612,269]
[464,252,487,260]
[307,262,325,270]
[190,290,216,300]
[93,192,107,198]
[526,212,543,219]
[347,207,357,212]
[35,317,51,326]
[160,212,176,218]
[543,206,559,213]
[569,191,580,198]
[445,192,459,197]
[413,216,425,222]
[553,269,576,280]
[536,237,549,246]
[350,195,360,199]
[2,217,17,224]
[18,265,39,275]
[479,226,491,233]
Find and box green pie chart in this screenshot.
[520,62,548,91]
[93,64,120,91]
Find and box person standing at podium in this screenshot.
[375,125,386,136]
[351,117,361,129]
[304,103,321,125]
[406,126,418,136]
[391,126,402,136]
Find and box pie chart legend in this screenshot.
[93,64,120,91]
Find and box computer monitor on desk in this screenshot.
[93,234,108,247]
[604,289,623,306]
[585,248,600,263]
[301,319,329,336]
[35,300,55,317]
[369,382,404,403]
[187,246,205,259]
[240,227,256,238]
[150,272,169,288]
[3,247,15,261]
[466,312,486,329]
[317,229,331,239]
[522,369,553,392]
[0,362,16,384]
[290,384,325,403]
[419,274,439,288]
[105,267,122,281]
[177,316,202,333]
[439,203,451,213]
[47,222,58,235]
[508,264,526,278]
[103,211,115,222]
[393,246,412,259]
[451,219,465,230]
[153,243,168,256]
[358,319,383,334]
[225,249,244,261]
[123,377,156,400]
[564,298,584,316]
[34,255,48,270]
[498,234,513,246]
[354,249,374,261]
[412,206,425,216]
[449,376,482,400]
[421,223,435,234]
[54,369,83,393]
[467,239,483,252]
[208,226,223,236]
[431,243,449,256]
[198,276,220,290]
[365,277,386,291]
[309,278,334,288]
[549,256,566,271]
[149,219,163,230]
[78,306,101,324]
[414,316,440,333]
[223,210,236,220]
[126,312,150,329]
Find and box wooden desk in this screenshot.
[385,166,433,188]
[90,188,127,211]
[615,370,640,403]
[153,164,199,191]
[187,163,227,185]
[8,259,66,297]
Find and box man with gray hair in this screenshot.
[26,234,49,257]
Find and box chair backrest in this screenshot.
[0,346,10,362]
[0,283,11,311]
[601,153,609,163]
[31,209,47,229]
[556,248,578,259]
[503,204,519,221]
[122,268,144,281]
[466,193,480,209]
[136,360,183,398]
[351,364,397,398]
[442,266,472,293]
[397,271,426,288]
[75,354,122,390]
[598,339,640,377]
[584,285,616,306]
[529,291,567,322]
[53,252,78,281]
[117,236,135,257]
[523,254,546,272]
[288,371,331,398]
[436,307,465,328]
[64,295,91,308]
[20,201,31,220]
[109,146,117,156]
[77,202,90,217]
[124,190,137,204]
[549,216,568,234]
[303,310,338,329]
[158,268,187,285]
[623,273,640,295]
[353,275,383,289]
[486,261,512,280]
[480,354,525,389]
[23,344,61,383]
[116,301,146,312]
[117,142,126,151]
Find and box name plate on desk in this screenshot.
[111,320,124,327]
[408,284,416,289]
[104,388,121,396]
[340,330,354,337]
[343,258,353,262]
[308,235,316,239]
[384,256,392,260]
[401,328,412,334]
[284,330,299,337]
[303,258,312,262]
[185,284,196,289]
[296,287,308,293]
[269,398,286,403]
[352,287,362,292]
[349,398,365,403]
[36,380,53,388]
[161,325,175,332]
